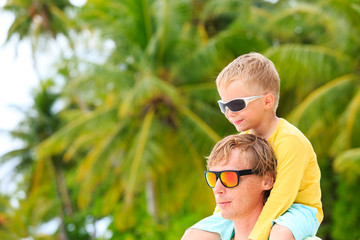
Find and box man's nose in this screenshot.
[213,179,225,194]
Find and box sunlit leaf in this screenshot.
[334,148,360,181]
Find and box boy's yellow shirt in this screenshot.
[249,118,323,240]
[216,118,323,240]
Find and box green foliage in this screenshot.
[334,148,360,182]
[2,0,360,239]
[332,175,360,240]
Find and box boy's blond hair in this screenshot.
[206,134,277,202]
[216,52,280,110]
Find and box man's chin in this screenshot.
[220,212,233,220]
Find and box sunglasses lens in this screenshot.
[205,172,217,188]
[221,171,238,187]
[227,99,246,112]
[218,99,246,113]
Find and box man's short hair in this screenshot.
[215,52,280,110]
[206,134,277,192]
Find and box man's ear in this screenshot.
[263,93,275,110]
[262,172,274,190]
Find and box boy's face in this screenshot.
[217,80,266,132]
[210,149,268,220]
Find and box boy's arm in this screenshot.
[248,136,309,240]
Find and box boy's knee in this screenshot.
[269,223,295,240]
[181,229,221,240]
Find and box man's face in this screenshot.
[210,149,269,220]
[217,81,265,133]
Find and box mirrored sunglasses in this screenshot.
[217,95,264,114]
[204,169,253,188]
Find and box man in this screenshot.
[182,134,277,240]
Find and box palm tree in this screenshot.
[0,80,81,240]
[4,0,360,238]
[3,0,76,75]
[35,0,274,237]
[4,0,73,39]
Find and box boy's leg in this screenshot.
[270,204,320,240]
[181,229,220,240]
[269,224,294,240]
[182,212,234,240]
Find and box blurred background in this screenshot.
[0,0,359,239]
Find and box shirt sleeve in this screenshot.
[248,135,308,240]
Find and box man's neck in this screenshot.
[232,205,263,240]
[232,217,257,240]
[250,114,279,140]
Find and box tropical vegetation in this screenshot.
[1,0,359,239]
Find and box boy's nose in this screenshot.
[225,108,239,118]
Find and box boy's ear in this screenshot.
[263,93,275,110]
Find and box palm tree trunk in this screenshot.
[146,173,158,221]
[58,206,69,240]
[51,158,73,240]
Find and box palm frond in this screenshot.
[288,74,357,125]
[265,3,350,48]
[345,89,360,148]
[37,106,118,159]
[333,148,360,181]
[123,107,154,206]
[286,74,358,159]
[265,44,354,98]
[176,23,268,86]
[179,106,221,143]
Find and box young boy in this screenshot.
[183,53,323,240]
